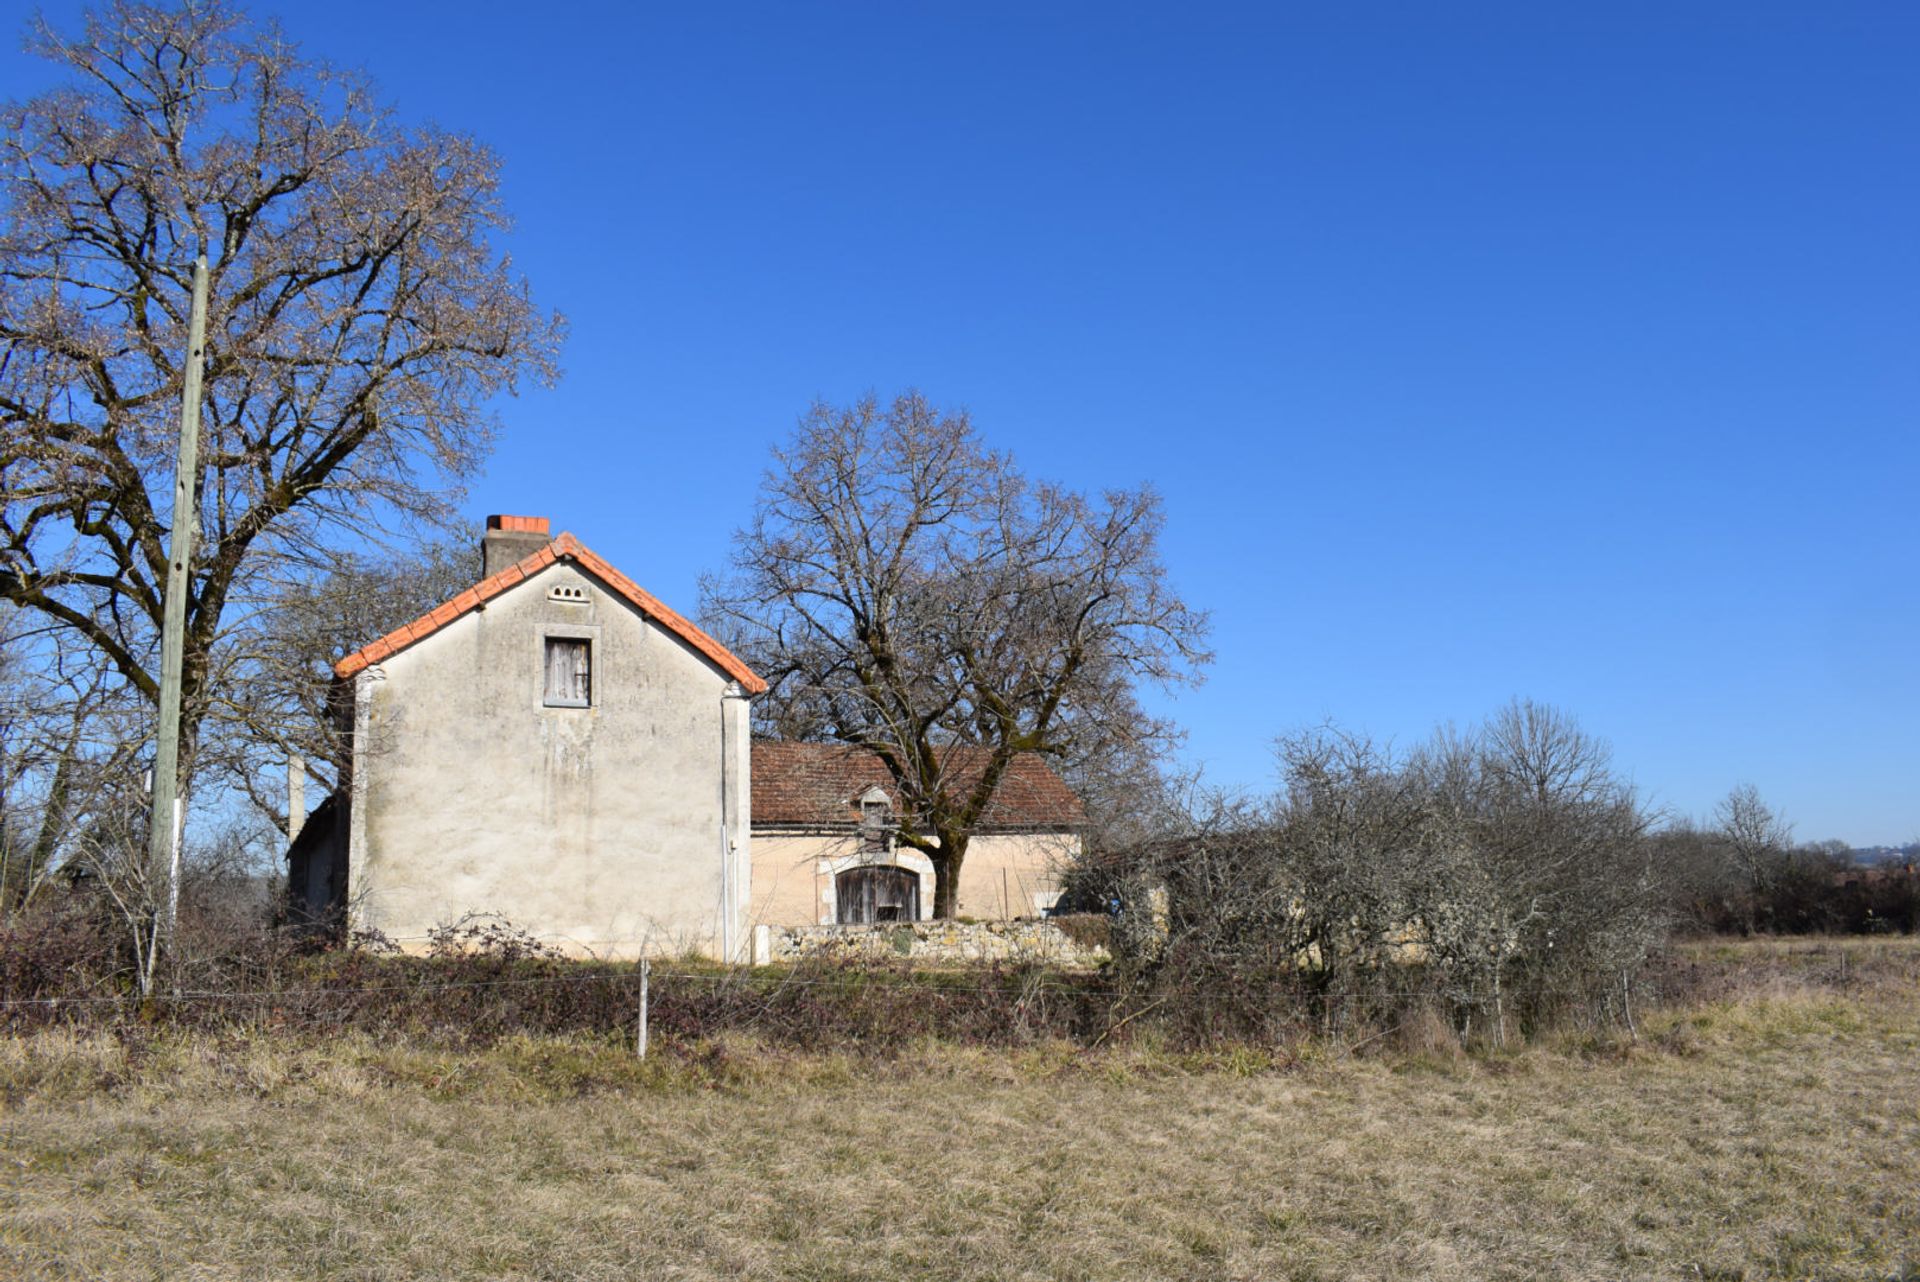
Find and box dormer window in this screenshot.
[860,795,892,854]
[544,637,591,707]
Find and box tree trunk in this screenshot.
[931,829,970,919]
[11,705,91,910]
[14,751,72,909]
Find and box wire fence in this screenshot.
[0,962,1113,1010]
[0,948,1140,1054]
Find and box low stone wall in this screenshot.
[762,916,1111,969]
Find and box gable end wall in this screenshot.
[346,560,750,957]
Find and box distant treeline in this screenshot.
[1653,827,1918,937]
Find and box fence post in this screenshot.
[636,957,649,1060]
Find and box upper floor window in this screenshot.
[544,637,591,707]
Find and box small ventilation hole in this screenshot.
[548,584,588,603]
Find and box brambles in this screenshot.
[425,913,565,963]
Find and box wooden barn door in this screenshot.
[836,865,920,924]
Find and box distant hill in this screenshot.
[1849,844,1920,868]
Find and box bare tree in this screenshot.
[0,610,138,911]
[0,635,162,985]
[213,538,478,826]
[0,0,561,813]
[1714,783,1792,897]
[1415,700,1659,1039]
[703,392,1210,916]
[1648,818,1745,934]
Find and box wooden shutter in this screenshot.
[860,799,891,853]
[544,638,590,706]
[836,865,919,924]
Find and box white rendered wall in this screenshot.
[346,560,749,958]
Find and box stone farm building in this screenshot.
[751,742,1084,927]
[288,516,1084,958]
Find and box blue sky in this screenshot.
[6,2,1916,843]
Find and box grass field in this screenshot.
[2,938,1917,1280]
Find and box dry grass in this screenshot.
[1,941,1917,1281]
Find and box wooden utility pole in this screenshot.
[146,254,211,966]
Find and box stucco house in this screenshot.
[292,515,764,959]
[751,742,1085,927]
[290,515,1085,958]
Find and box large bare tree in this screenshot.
[703,392,1211,917]
[0,0,561,807]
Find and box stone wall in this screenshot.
[760,916,1111,969]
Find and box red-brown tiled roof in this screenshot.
[751,741,1085,830]
[332,531,767,694]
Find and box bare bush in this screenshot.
[1098,701,1665,1046]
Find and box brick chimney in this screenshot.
[482,514,551,576]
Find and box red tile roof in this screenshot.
[332,531,768,694]
[751,741,1086,830]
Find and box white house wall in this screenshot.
[345,559,750,958]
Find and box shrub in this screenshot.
[1085,704,1668,1047]
[0,893,127,1008]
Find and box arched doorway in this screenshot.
[836,864,920,924]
